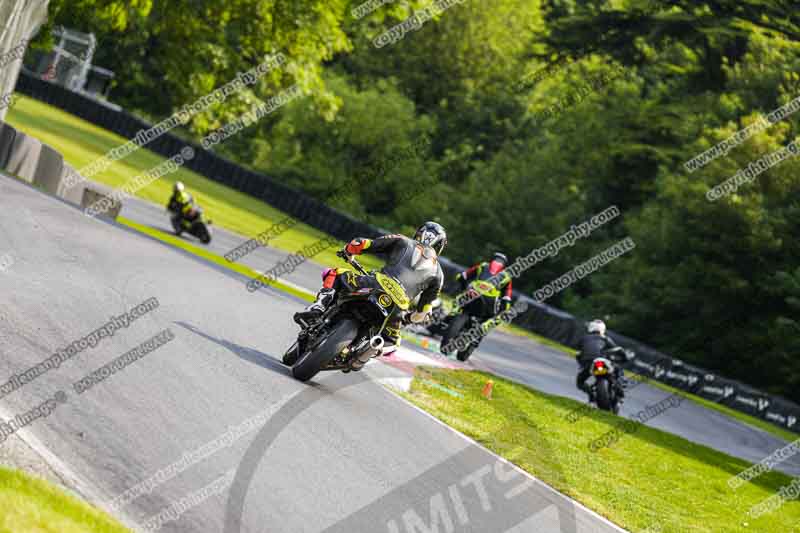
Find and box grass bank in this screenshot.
[401,368,800,533]
[0,466,130,533]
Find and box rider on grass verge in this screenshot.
[294,222,446,366]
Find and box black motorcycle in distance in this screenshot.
[589,347,635,414]
[283,250,410,382]
[169,205,212,244]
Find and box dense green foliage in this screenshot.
[36,1,800,402]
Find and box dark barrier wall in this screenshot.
[0,122,17,169]
[15,73,800,433]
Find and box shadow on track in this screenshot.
[174,321,291,377]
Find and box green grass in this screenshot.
[0,466,130,533]
[5,94,381,271]
[402,368,800,533]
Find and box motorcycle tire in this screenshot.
[170,216,183,236]
[440,313,469,355]
[427,319,450,338]
[196,223,211,244]
[595,379,614,411]
[292,319,359,382]
[282,340,301,366]
[457,342,477,362]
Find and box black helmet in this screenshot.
[414,221,447,255]
[492,252,508,266]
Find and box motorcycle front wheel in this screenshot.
[457,342,477,362]
[292,319,359,382]
[440,313,469,355]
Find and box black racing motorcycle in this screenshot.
[439,279,503,362]
[587,347,635,414]
[170,205,212,244]
[283,251,410,382]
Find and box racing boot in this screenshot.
[293,288,335,325]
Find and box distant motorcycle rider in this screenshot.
[438,252,513,357]
[575,319,627,397]
[455,252,513,312]
[167,182,199,222]
[294,222,446,361]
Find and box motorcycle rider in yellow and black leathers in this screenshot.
[439,252,513,354]
[167,181,201,224]
[294,222,446,366]
[455,252,514,312]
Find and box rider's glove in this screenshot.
[501,295,512,311]
[345,238,370,255]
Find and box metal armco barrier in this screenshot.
[12,72,800,434]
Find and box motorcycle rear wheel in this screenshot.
[283,340,301,366]
[595,379,614,411]
[292,319,359,382]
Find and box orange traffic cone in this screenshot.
[481,380,494,399]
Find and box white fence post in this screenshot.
[0,0,50,122]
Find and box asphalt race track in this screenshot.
[119,191,800,478]
[0,175,628,532]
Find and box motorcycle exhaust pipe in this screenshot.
[369,335,384,352]
[355,336,385,366]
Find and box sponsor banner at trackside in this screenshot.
[621,346,799,430]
